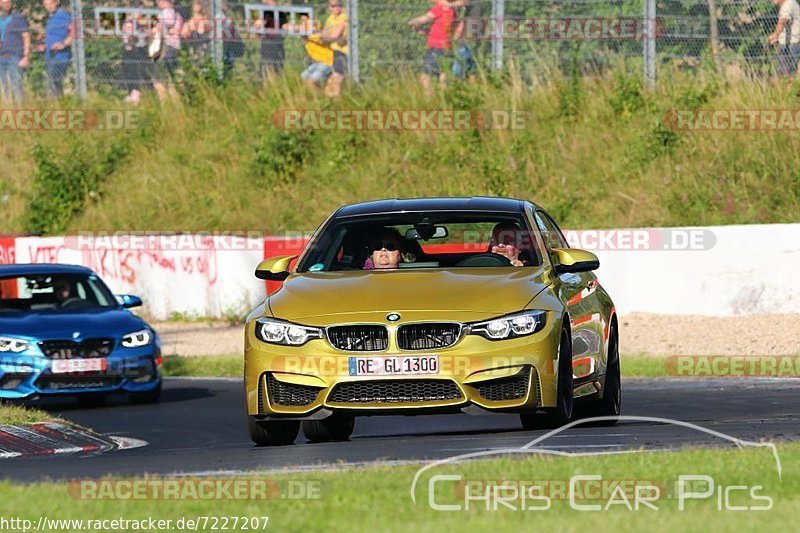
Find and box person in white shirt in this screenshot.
[770,0,800,76]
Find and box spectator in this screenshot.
[770,0,800,77]
[152,0,183,100]
[301,1,347,97]
[0,0,30,102]
[181,0,212,62]
[42,0,72,98]
[409,0,455,95]
[121,3,153,103]
[254,0,287,79]
[219,3,245,72]
[444,0,478,81]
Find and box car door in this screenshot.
[533,209,606,382]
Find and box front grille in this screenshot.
[327,325,388,352]
[397,323,461,350]
[265,373,320,407]
[35,375,121,390]
[328,379,463,404]
[473,367,532,402]
[39,338,115,359]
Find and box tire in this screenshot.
[130,381,162,405]
[76,393,108,407]
[302,413,355,442]
[520,321,574,430]
[577,323,622,425]
[247,417,300,446]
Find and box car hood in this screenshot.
[268,267,552,322]
[0,308,148,340]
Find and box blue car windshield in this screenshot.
[0,273,118,312]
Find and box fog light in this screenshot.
[0,373,28,390]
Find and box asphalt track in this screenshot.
[2,377,799,482]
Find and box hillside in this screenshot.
[1,71,799,234]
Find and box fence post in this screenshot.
[643,0,656,89]
[211,0,224,77]
[347,0,359,83]
[70,0,87,99]
[491,0,504,70]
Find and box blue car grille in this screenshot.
[38,338,115,359]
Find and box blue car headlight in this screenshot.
[255,318,322,346]
[0,336,31,353]
[122,329,153,348]
[468,310,547,341]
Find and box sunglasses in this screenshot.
[371,242,399,252]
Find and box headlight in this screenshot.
[0,336,30,353]
[122,329,152,348]
[468,310,547,341]
[255,318,322,346]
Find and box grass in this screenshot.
[0,404,57,425]
[2,70,800,234]
[0,442,796,531]
[161,354,242,378]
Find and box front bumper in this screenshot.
[0,347,162,399]
[244,314,563,419]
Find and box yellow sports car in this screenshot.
[244,198,620,445]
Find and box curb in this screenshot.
[0,422,147,459]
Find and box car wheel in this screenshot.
[247,417,300,446]
[578,323,622,425]
[130,381,162,405]
[520,322,574,430]
[76,393,108,407]
[302,413,355,443]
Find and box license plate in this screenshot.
[348,355,439,376]
[51,358,107,374]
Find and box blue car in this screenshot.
[0,264,161,404]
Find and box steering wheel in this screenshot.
[455,253,513,267]
[59,297,89,309]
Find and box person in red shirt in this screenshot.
[409,0,455,95]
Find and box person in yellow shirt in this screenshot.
[300,1,347,97]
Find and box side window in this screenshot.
[534,211,568,250]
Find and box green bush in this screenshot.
[26,138,129,235]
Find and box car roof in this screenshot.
[335,197,537,217]
[0,263,95,278]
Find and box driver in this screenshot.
[364,228,405,270]
[490,222,525,267]
[53,279,74,306]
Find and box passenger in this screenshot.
[364,228,405,270]
[490,222,525,267]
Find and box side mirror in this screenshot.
[552,248,600,274]
[117,294,143,309]
[255,255,298,281]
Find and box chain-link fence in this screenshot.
[1,0,790,100]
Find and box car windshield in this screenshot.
[0,273,118,313]
[297,211,542,273]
